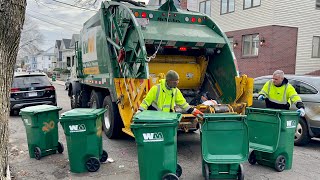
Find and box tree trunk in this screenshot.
[0,0,27,179]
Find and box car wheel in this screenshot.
[102,96,123,139]
[294,118,311,146]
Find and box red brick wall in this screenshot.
[226,25,298,78]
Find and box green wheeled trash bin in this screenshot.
[59,108,108,173]
[246,107,298,172]
[52,75,56,81]
[20,105,64,160]
[131,110,182,180]
[201,114,248,180]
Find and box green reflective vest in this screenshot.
[259,80,302,105]
[139,79,190,112]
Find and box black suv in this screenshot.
[10,72,57,115]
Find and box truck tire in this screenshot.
[294,118,311,146]
[70,91,80,109]
[102,96,123,139]
[89,91,103,108]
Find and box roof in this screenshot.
[70,34,80,48]
[55,40,61,49]
[62,39,72,49]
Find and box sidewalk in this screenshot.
[51,80,65,86]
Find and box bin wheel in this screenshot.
[162,173,179,180]
[100,150,108,163]
[275,155,286,172]
[57,142,64,153]
[204,163,210,180]
[176,163,182,177]
[237,164,244,180]
[248,151,257,165]
[34,147,42,160]
[86,157,100,172]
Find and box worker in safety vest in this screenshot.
[137,70,204,118]
[258,70,305,116]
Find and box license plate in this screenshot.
[28,92,37,97]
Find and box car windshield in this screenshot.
[12,75,51,88]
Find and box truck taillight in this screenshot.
[134,12,139,17]
[179,47,187,51]
[141,12,147,18]
[45,86,55,91]
[11,88,20,92]
[191,17,196,23]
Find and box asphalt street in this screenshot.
[8,82,320,180]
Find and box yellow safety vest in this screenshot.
[139,79,190,112]
[259,80,302,105]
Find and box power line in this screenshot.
[52,0,98,12]
[27,13,80,32]
[28,9,83,28]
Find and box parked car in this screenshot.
[65,77,71,90]
[10,72,57,115]
[253,75,320,146]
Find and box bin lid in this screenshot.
[246,107,298,116]
[203,113,246,121]
[133,110,182,123]
[20,105,62,115]
[60,108,106,122]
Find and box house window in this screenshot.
[228,37,234,51]
[316,0,320,9]
[67,57,71,67]
[221,0,235,14]
[244,0,260,9]
[242,34,259,57]
[312,36,320,58]
[199,0,211,15]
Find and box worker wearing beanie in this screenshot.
[137,70,203,118]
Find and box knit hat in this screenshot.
[166,70,179,81]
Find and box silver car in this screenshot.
[253,75,320,146]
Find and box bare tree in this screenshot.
[17,16,44,60]
[0,0,27,179]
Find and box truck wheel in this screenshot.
[294,118,311,146]
[70,91,80,109]
[102,96,123,139]
[89,91,103,108]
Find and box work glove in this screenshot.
[135,110,142,115]
[258,95,266,101]
[192,108,204,119]
[297,108,305,117]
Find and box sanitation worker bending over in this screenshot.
[258,70,305,117]
[137,70,204,118]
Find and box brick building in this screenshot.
[187,0,320,77]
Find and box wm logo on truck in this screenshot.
[69,124,86,133]
[143,132,164,142]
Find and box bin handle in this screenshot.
[273,113,282,151]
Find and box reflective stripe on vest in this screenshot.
[267,80,288,105]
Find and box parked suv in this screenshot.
[10,72,57,115]
[253,75,320,146]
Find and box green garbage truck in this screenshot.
[68,0,253,139]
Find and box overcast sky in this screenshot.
[26,0,101,51]
[26,0,149,51]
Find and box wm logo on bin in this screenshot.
[69,124,86,133]
[142,132,164,142]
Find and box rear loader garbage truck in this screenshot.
[68,0,253,139]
